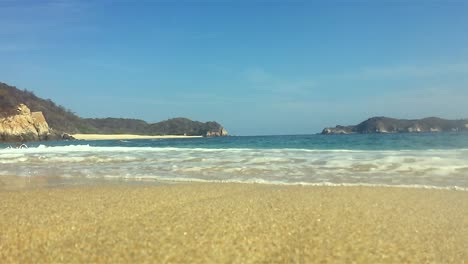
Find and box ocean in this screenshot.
[1,133,468,190]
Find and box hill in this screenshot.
[322,116,468,134]
[84,117,228,136]
[0,82,228,141]
[0,82,91,134]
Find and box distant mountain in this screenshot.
[322,116,468,134]
[0,82,228,142]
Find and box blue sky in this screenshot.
[1,0,467,135]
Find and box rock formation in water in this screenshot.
[322,117,468,134]
[0,104,52,142]
[205,127,229,137]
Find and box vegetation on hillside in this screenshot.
[85,117,225,136]
[322,116,468,134]
[0,82,93,133]
[0,82,226,136]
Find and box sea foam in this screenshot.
[1,143,467,190]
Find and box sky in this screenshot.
[1,0,467,135]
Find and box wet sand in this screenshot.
[0,178,467,263]
[71,134,203,140]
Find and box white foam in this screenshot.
[1,145,467,190]
[127,176,468,192]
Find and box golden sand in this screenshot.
[0,179,467,263]
[71,134,203,140]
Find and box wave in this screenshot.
[1,143,467,190]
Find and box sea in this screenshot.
[1,133,468,190]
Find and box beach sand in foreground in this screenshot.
[71,134,203,140]
[0,179,467,263]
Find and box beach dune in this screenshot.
[0,181,467,263]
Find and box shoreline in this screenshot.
[0,175,466,192]
[1,177,466,262]
[71,134,203,140]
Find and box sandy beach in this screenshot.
[0,178,466,263]
[71,134,203,140]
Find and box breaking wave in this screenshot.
[1,143,467,190]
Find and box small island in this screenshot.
[322,116,468,134]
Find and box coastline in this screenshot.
[1,177,466,262]
[71,134,203,140]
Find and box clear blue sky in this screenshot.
[1,0,467,135]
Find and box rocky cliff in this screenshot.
[0,104,52,142]
[1,82,91,134]
[322,117,468,134]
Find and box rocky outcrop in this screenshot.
[205,127,228,137]
[0,104,52,142]
[31,111,50,136]
[321,125,354,135]
[61,133,75,140]
[322,117,468,134]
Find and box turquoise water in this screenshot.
[5,132,468,150]
[1,133,468,189]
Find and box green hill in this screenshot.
[0,82,91,133]
[0,82,228,139]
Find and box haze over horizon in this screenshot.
[1,0,467,135]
